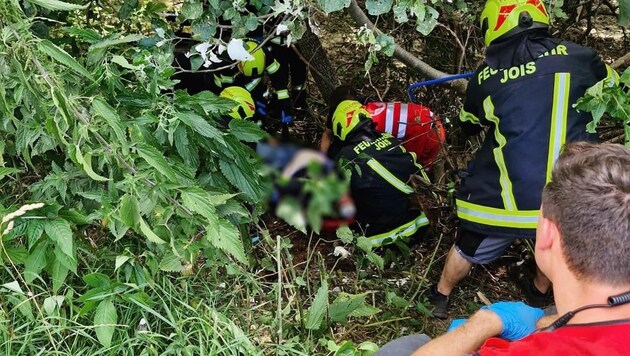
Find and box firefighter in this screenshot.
[214,40,293,128]
[322,86,445,168]
[330,100,430,247]
[427,0,619,319]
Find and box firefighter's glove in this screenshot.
[481,302,544,341]
[255,101,268,117]
[281,110,293,124]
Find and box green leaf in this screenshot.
[620,0,629,27]
[219,160,261,200]
[228,119,268,142]
[2,281,24,294]
[28,0,88,11]
[94,299,117,347]
[118,0,139,19]
[317,0,350,14]
[375,34,396,56]
[182,0,204,20]
[0,167,21,180]
[306,280,329,330]
[119,194,140,227]
[329,294,366,322]
[138,218,166,244]
[115,255,131,271]
[181,188,217,220]
[177,111,223,142]
[415,6,439,35]
[38,40,94,80]
[159,252,184,272]
[386,291,410,308]
[89,34,145,50]
[206,219,247,264]
[75,147,109,181]
[83,272,110,288]
[365,0,393,16]
[135,143,177,181]
[24,239,49,283]
[92,97,129,155]
[44,218,74,260]
[51,258,70,293]
[275,197,307,233]
[336,226,354,244]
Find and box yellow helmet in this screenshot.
[331,100,371,141]
[220,86,255,120]
[480,0,550,47]
[237,41,266,77]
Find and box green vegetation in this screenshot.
[0,0,627,354]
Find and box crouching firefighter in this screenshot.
[330,100,430,247]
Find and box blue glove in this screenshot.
[255,101,267,117]
[481,301,544,341]
[447,318,467,332]
[281,110,293,124]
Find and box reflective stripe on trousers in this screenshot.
[367,213,429,247]
[456,199,539,229]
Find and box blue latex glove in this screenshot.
[481,301,544,341]
[255,101,267,117]
[281,110,293,124]
[447,318,467,332]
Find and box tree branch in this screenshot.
[612,51,630,70]
[347,0,468,94]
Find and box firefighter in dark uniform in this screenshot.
[427,0,619,319]
[330,100,430,247]
[213,40,294,127]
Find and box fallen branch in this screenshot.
[347,0,468,94]
[612,51,630,70]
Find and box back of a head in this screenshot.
[480,0,550,47]
[542,142,630,286]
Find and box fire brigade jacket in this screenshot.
[457,33,618,238]
[334,128,429,247]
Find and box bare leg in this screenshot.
[436,245,474,296]
[533,266,551,293]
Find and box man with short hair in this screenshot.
[375,142,630,355]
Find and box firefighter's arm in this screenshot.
[265,54,293,123]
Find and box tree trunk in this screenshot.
[297,25,340,103]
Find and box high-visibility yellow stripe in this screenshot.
[266,60,280,74]
[460,109,481,124]
[367,158,413,194]
[245,77,262,92]
[367,213,429,247]
[221,74,234,84]
[456,199,539,229]
[276,89,289,100]
[483,97,517,211]
[546,73,570,182]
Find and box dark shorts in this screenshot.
[454,228,526,264]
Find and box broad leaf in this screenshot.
[38,40,94,80]
[0,167,21,180]
[317,0,350,14]
[620,0,629,27]
[329,294,366,322]
[92,98,129,155]
[44,218,74,260]
[159,252,184,272]
[135,143,177,181]
[306,280,329,330]
[182,0,203,20]
[228,119,268,142]
[138,218,166,244]
[219,160,261,201]
[89,34,145,50]
[51,258,70,293]
[366,0,393,16]
[94,299,117,347]
[119,194,140,227]
[206,219,247,264]
[2,281,23,294]
[28,0,88,11]
[181,188,217,220]
[24,239,49,283]
[177,111,223,142]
